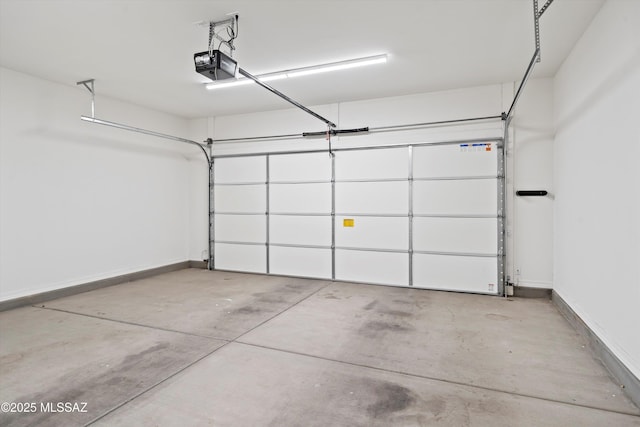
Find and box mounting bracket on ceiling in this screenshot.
[76,79,95,118]
[195,14,238,59]
[533,0,555,62]
[203,14,238,58]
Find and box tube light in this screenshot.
[206,54,387,90]
[286,55,387,78]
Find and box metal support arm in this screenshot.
[80,116,211,164]
[238,67,337,128]
[76,79,95,118]
[538,0,555,18]
[506,48,540,120]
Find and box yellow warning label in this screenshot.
[343,219,354,227]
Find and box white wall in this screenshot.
[0,67,193,301]
[188,80,555,290]
[509,78,555,288]
[553,0,640,379]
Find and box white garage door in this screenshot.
[212,140,504,295]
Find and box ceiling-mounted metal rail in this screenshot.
[238,67,337,128]
[77,78,210,162]
[77,80,210,163]
[80,116,211,163]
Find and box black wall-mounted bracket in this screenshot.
[516,190,548,196]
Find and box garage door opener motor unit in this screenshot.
[194,50,237,81]
[193,14,238,81]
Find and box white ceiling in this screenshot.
[0,0,603,119]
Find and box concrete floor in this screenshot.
[0,269,638,426]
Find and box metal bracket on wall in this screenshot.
[516,190,548,197]
[76,79,95,118]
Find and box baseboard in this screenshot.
[0,261,190,312]
[188,260,208,269]
[552,290,640,409]
[513,286,552,299]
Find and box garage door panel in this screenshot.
[335,250,408,286]
[269,153,331,182]
[215,243,266,273]
[336,181,408,214]
[215,215,266,244]
[335,147,408,180]
[270,216,331,246]
[212,141,502,294]
[336,216,408,250]
[413,179,497,215]
[270,183,331,214]
[413,254,498,294]
[413,143,497,178]
[270,247,331,279]
[215,185,266,213]
[214,156,266,183]
[413,217,498,254]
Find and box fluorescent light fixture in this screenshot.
[206,54,387,90]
